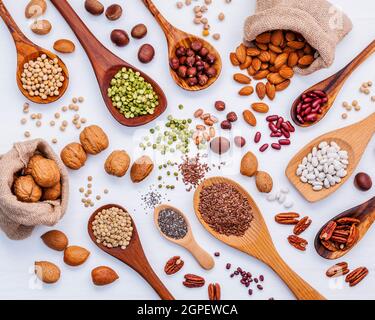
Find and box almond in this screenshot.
[235,44,247,64]
[246,47,260,56]
[266,82,276,100]
[285,31,296,42]
[253,70,269,80]
[239,86,254,96]
[64,246,90,266]
[251,57,261,71]
[240,151,258,177]
[130,155,154,183]
[256,42,268,51]
[279,66,294,79]
[287,41,305,49]
[298,55,314,66]
[91,266,119,286]
[35,261,61,284]
[274,53,288,70]
[275,79,291,91]
[256,82,266,100]
[287,52,299,67]
[260,62,269,70]
[268,44,283,54]
[53,39,75,53]
[255,32,271,44]
[251,102,269,113]
[259,51,271,62]
[233,73,251,84]
[304,44,313,55]
[229,52,240,66]
[269,51,277,64]
[271,30,284,46]
[242,110,257,126]
[255,171,273,193]
[267,72,285,85]
[239,56,252,69]
[41,230,69,251]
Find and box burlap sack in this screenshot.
[244,0,352,74]
[0,139,69,240]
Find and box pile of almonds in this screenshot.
[230,30,317,100]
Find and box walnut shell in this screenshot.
[24,154,45,175]
[130,155,154,183]
[14,175,42,202]
[31,158,61,188]
[60,142,87,170]
[42,182,61,201]
[79,125,109,155]
[104,150,131,177]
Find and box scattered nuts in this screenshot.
[80,125,109,155]
[130,155,154,183]
[91,266,119,286]
[138,44,155,63]
[25,0,47,19]
[255,171,273,193]
[63,246,90,266]
[105,4,122,21]
[41,230,68,251]
[240,151,258,177]
[84,0,104,15]
[104,150,131,177]
[31,20,52,35]
[131,23,148,39]
[110,29,130,47]
[31,158,60,188]
[354,172,372,191]
[53,39,76,53]
[34,261,61,284]
[61,143,87,170]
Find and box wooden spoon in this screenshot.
[154,204,214,270]
[314,196,375,260]
[286,112,375,202]
[194,177,325,300]
[0,0,69,104]
[291,40,375,127]
[50,0,167,127]
[88,204,174,300]
[141,0,222,91]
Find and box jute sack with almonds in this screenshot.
[0,139,69,240]
[244,0,352,75]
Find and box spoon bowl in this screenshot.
[154,204,214,270]
[142,0,222,91]
[0,1,69,104]
[291,40,375,127]
[194,176,325,300]
[314,196,375,260]
[88,204,174,300]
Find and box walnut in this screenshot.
[60,142,87,170]
[130,155,154,183]
[105,150,130,177]
[79,125,109,155]
[42,182,61,201]
[14,175,42,202]
[31,158,61,188]
[24,154,45,175]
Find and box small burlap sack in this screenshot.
[0,139,69,240]
[244,0,352,75]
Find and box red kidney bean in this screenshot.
[279,139,291,145]
[270,132,282,137]
[314,90,327,97]
[271,143,281,150]
[303,97,313,103]
[254,131,261,143]
[304,107,312,115]
[259,144,269,152]
[276,117,283,128]
[297,115,304,123]
[301,103,310,110]
[281,122,290,132]
[286,121,295,132]
[312,99,321,108]
[281,128,290,138]
[294,89,327,124]
[305,113,318,122]
[266,115,279,122]
[269,122,278,132]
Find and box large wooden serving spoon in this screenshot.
[141,0,221,91]
[286,112,375,202]
[154,204,214,270]
[291,40,375,127]
[315,196,375,260]
[0,0,69,104]
[194,177,325,300]
[88,204,174,300]
[50,0,167,127]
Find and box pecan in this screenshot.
[346,224,359,248]
[183,274,205,288]
[321,239,338,252]
[208,283,221,300]
[319,221,337,241]
[331,235,348,244]
[293,216,312,235]
[287,235,308,251]
[336,217,360,225]
[345,267,368,287]
[164,256,184,275]
[274,212,300,225]
[332,230,349,237]
[326,262,349,278]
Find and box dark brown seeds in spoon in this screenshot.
[158,208,188,240]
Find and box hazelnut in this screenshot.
[80,125,109,155]
[220,120,232,130]
[14,175,42,202]
[169,58,180,70]
[105,4,122,21]
[214,100,225,111]
[42,182,61,201]
[84,0,104,15]
[24,154,45,175]
[61,143,87,170]
[110,29,129,47]
[31,158,61,188]
[130,155,154,183]
[104,150,131,177]
[226,112,238,122]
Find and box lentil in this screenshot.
[178,154,210,191]
[158,208,188,240]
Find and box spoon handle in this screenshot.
[141,0,175,36]
[185,238,215,270]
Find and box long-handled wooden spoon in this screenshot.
[286,112,375,202]
[154,204,214,270]
[315,196,375,260]
[50,0,167,127]
[194,177,325,300]
[141,0,221,91]
[0,0,69,104]
[291,40,375,127]
[88,204,174,300]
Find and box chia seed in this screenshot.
[158,208,188,240]
[141,186,164,210]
